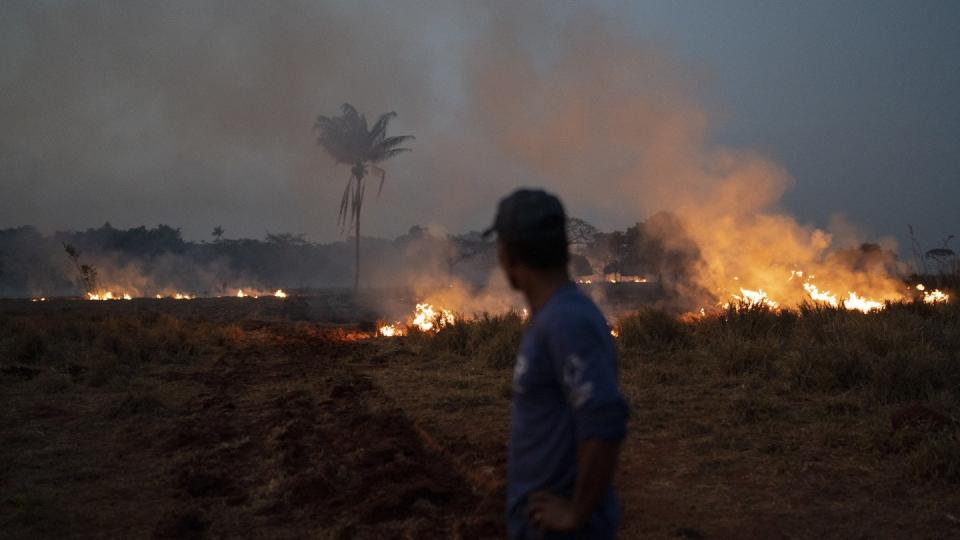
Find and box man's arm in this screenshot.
[529,311,629,531]
[527,438,622,531]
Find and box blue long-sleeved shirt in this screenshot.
[508,282,629,539]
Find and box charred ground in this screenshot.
[1,295,959,538]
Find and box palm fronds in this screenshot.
[315,103,414,289]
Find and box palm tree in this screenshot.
[212,226,224,242]
[315,103,413,291]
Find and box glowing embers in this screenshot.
[234,288,288,299]
[582,276,647,284]
[155,293,195,300]
[83,288,290,300]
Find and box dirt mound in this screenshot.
[0,319,503,538]
[156,331,503,538]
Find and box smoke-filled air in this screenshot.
[3,2,952,313]
[4,3,960,538]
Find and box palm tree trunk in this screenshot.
[353,177,362,293]
[354,205,360,292]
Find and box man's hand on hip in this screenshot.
[527,491,580,531]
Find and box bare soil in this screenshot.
[0,305,502,538]
[2,298,959,539]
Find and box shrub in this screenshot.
[616,308,689,352]
[871,348,952,404]
[709,302,796,339]
[426,317,471,356]
[477,322,522,369]
[909,429,960,483]
[712,333,782,377]
[418,311,524,368]
[727,392,784,424]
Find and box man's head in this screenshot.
[484,189,570,291]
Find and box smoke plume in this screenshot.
[1,2,914,309]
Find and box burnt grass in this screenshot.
[0,301,500,538]
[1,297,959,538]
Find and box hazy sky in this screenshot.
[1,1,958,252]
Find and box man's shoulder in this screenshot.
[538,286,607,333]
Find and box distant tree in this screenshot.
[314,103,414,291]
[118,225,184,255]
[597,212,704,299]
[212,226,224,242]
[596,230,628,277]
[926,247,957,261]
[446,230,493,271]
[925,234,957,274]
[829,242,902,276]
[567,217,599,253]
[265,232,308,245]
[63,243,98,295]
[570,254,593,277]
[401,225,430,241]
[908,224,927,274]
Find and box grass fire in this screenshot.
[3,2,960,538]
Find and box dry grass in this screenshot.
[3,297,959,537]
[399,300,960,485]
[1,304,501,538]
[375,298,960,536]
[406,311,525,369]
[627,301,960,485]
[0,309,237,537]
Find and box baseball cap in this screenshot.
[482,189,567,244]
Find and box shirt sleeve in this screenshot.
[545,312,629,442]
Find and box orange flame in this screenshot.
[722,271,894,313]
[923,289,949,304]
[730,288,779,309]
[376,302,456,337]
[842,292,884,313]
[87,291,132,301]
[378,323,404,337]
[411,302,456,332]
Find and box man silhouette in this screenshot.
[484,189,629,539]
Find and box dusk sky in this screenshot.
[2,1,958,254]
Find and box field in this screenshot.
[1,294,959,538]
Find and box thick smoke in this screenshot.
[462,8,909,309]
[0,1,446,241]
[1,3,913,308]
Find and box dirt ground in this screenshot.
[357,340,960,539]
[2,299,959,538]
[1,307,502,538]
